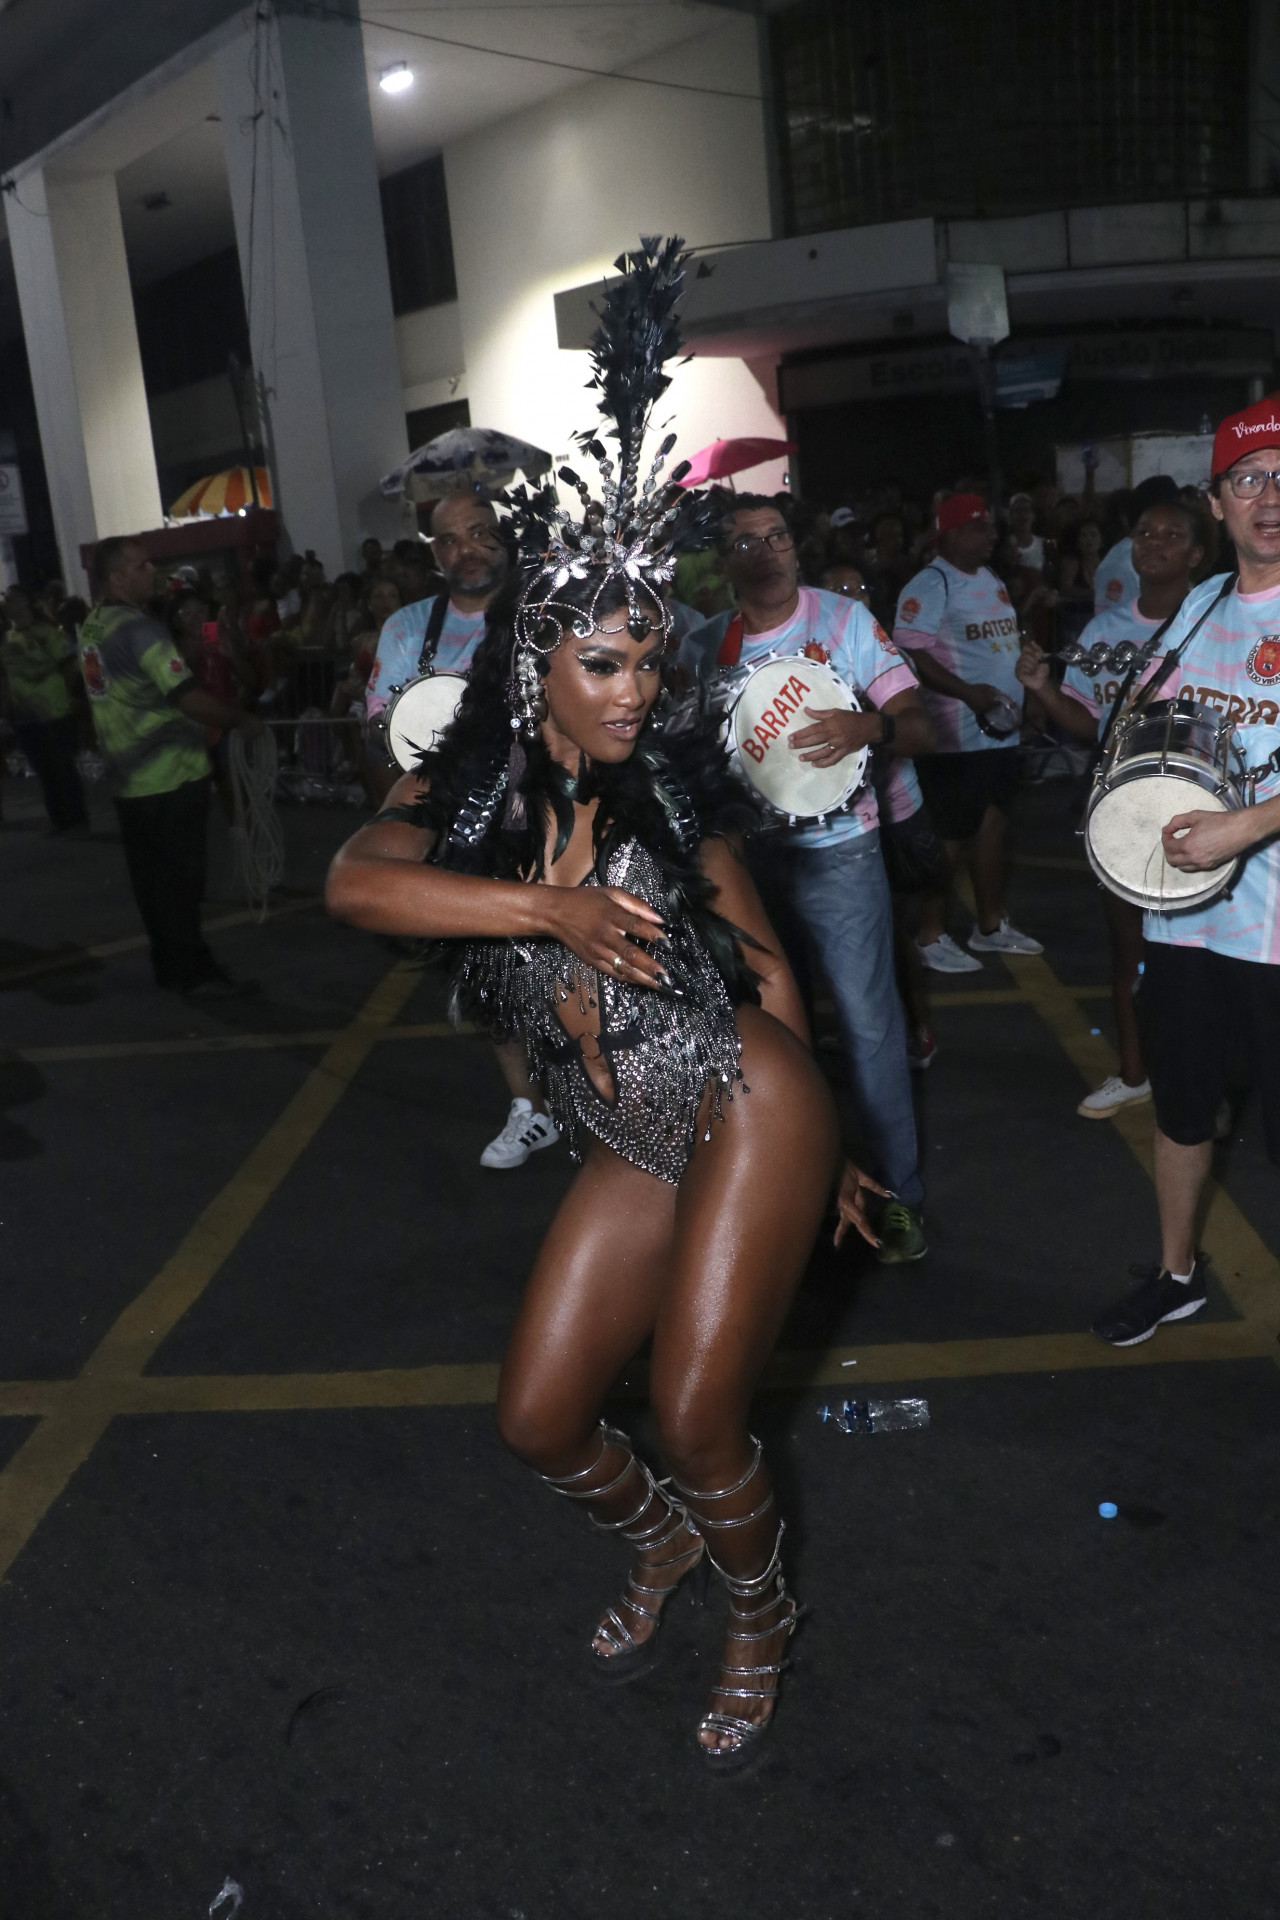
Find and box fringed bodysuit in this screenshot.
[454,838,745,1184]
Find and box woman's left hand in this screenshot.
[833,1157,891,1248]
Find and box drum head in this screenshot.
[1086,774,1233,909]
[729,656,868,821]
[385,674,466,771]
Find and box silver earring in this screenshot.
[512,649,542,741]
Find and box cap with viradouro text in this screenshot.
[1212,394,1280,481]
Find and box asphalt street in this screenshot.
[3,764,1279,1920]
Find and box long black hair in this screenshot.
[411,567,763,1001]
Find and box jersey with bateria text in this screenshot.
[1135,573,1280,964]
[892,559,1023,753]
[1060,597,1164,735]
[678,586,919,850]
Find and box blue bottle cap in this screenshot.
[1098,1501,1118,1519]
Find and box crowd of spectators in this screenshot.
[775,469,1220,650]
[1,464,1222,831]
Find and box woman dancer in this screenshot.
[327,242,876,1768]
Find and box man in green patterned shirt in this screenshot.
[0,585,88,832]
[80,537,263,997]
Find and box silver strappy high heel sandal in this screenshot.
[542,1423,706,1682]
[672,1439,803,1772]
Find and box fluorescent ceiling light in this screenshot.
[379,63,413,95]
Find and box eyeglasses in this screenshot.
[729,529,794,557]
[1224,467,1280,500]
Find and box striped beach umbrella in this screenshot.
[169,466,272,517]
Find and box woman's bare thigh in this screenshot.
[649,1007,840,1464]
[496,1145,676,1458]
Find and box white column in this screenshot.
[216,3,408,570]
[4,168,162,593]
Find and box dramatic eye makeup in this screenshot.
[573,643,662,678]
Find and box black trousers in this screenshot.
[14,716,88,831]
[114,776,215,990]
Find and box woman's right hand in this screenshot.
[538,885,670,989]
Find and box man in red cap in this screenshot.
[893,494,1042,971]
[1091,394,1280,1346]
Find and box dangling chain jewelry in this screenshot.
[510,649,543,741]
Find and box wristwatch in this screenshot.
[877,711,897,747]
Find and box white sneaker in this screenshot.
[968,919,1044,956]
[916,932,983,974]
[1077,1075,1152,1120]
[480,1098,560,1169]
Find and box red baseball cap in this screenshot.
[1211,395,1280,481]
[936,492,990,533]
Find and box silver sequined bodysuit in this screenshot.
[456,839,745,1183]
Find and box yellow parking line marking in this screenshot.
[0,1317,1268,1425]
[1004,950,1280,1331]
[0,962,419,1581]
[0,894,322,988]
[17,1020,472,1066]
[928,987,1027,1007]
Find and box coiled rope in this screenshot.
[227,725,285,913]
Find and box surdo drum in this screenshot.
[1084,697,1246,910]
[382,672,468,773]
[713,654,870,826]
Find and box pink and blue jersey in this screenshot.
[1061,598,1164,734]
[1138,573,1280,965]
[874,752,923,824]
[1095,537,1139,614]
[366,596,488,721]
[893,559,1023,754]
[679,585,919,850]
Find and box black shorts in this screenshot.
[880,803,950,894]
[916,749,1019,842]
[1138,940,1280,1158]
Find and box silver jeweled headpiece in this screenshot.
[504,237,703,730]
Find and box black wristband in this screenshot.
[877,710,897,747]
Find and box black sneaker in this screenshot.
[1090,1259,1208,1347]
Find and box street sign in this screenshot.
[946,263,1009,347]
[0,463,28,537]
[996,346,1068,409]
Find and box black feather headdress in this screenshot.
[507,237,701,668]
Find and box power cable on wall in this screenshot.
[281,0,767,105]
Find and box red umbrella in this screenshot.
[677,436,798,488]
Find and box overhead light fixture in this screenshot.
[379,62,413,95]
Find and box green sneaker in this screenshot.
[875,1199,928,1265]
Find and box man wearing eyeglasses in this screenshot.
[678,494,935,1263]
[368,488,560,1173]
[1015,499,1205,1126]
[1088,395,1280,1347]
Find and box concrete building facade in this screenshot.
[1,0,1278,586]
